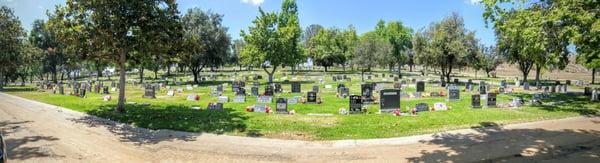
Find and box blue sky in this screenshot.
[1,0,494,45]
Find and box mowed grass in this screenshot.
[4,70,600,140]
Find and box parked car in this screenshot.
[0,133,5,163]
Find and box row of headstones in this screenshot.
[48,81,116,98]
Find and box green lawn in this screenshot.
[3,70,599,140]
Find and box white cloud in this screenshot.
[467,0,482,5]
[241,0,264,6]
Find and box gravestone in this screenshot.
[306,91,317,103]
[592,90,599,101]
[551,85,556,93]
[523,82,530,90]
[143,85,156,98]
[361,83,374,103]
[367,75,372,80]
[454,79,459,85]
[498,87,505,94]
[79,88,86,98]
[312,85,319,93]
[257,96,272,103]
[394,77,399,82]
[566,80,571,85]
[216,85,223,92]
[233,96,245,103]
[186,84,193,91]
[500,80,507,88]
[471,94,481,108]
[58,84,64,95]
[487,93,497,107]
[103,86,110,94]
[415,103,429,112]
[264,85,274,96]
[563,85,567,93]
[584,87,592,96]
[276,98,288,114]
[479,84,487,95]
[274,83,282,93]
[167,90,175,96]
[556,85,562,93]
[236,87,246,96]
[251,86,259,96]
[332,76,338,82]
[217,96,229,103]
[379,89,401,113]
[253,82,260,88]
[232,82,240,93]
[338,87,350,98]
[349,95,363,113]
[207,103,223,111]
[447,84,460,101]
[291,82,301,93]
[287,96,299,104]
[416,81,425,92]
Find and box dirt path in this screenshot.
[0,92,599,162]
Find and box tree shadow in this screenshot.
[68,104,249,145]
[406,122,600,162]
[509,93,599,116]
[0,120,61,161]
[0,121,32,135]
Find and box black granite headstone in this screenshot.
[487,93,497,107]
[361,83,374,103]
[349,95,363,113]
[379,89,400,113]
[306,91,317,103]
[472,94,481,108]
[416,81,425,92]
[291,82,301,93]
[276,98,288,113]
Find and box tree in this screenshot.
[306,28,344,72]
[29,19,63,83]
[61,0,181,113]
[0,6,25,88]
[412,13,477,84]
[483,0,574,85]
[181,8,231,84]
[477,45,503,78]
[278,0,304,76]
[230,39,246,71]
[302,24,323,47]
[374,20,413,78]
[354,32,391,81]
[241,0,303,83]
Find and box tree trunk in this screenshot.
[397,63,402,79]
[139,67,144,84]
[263,66,277,83]
[116,51,127,113]
[535,64,542,87]
[342,64,346,72]
[153,68,158,79]
[361,70,365,82]
[593,68,596,84]
[324,66,328,72]
[166,64,171,76]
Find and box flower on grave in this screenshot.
[393,109,401,116]
[245,106,254,112]
[265,106,272,113]
[338,108,348,115]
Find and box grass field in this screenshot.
[3,69,599,140]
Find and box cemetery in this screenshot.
[4,68,598,140]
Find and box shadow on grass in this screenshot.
[69,104,250,145]
[0,87,36,92]
[407,122,600,162]
[509,93,599,116]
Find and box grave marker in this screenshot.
[416,81,425,92]
[379,89,400,113]
[276,98,288,113]
[471,94,481,108]
[447,84,460,101]
[143,85,156,98]
[349,95,363,113]
[233,96,246,103]
[361,83,374,103]
[257,96,272,103]
[291,82,301,93]
[487,93,497,107]
[306,91,317,103]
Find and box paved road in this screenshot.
[0,92,599,162]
